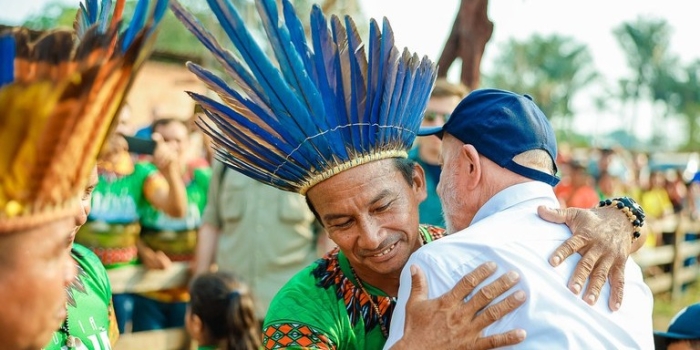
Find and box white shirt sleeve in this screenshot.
[383,251,458,349]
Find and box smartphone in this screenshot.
[124,136,157,155]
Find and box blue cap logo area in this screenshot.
[654,303,700,346]
[418,88,560,186]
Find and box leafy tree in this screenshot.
[483,34,598,139]
[613,17,676,146]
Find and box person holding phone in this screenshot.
[131,118,212,332]
[74,115,188,333]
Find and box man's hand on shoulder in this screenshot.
[538,204,638,311]
[390,262,526,350]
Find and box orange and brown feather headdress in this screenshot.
[0,0,168,232]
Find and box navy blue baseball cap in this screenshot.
[418,88,559,186]
[654,303,700,348]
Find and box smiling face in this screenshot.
[0,216,78,349]
[306,159,427,290]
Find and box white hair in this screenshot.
[512,149,555,175]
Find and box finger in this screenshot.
[444,262,497,303]
[473,290,527,329]
[607,262,625,311]
[549,235,587,267]
[466,270,520,315]
[568,248,600,295]
[582,256,613,306]
[157,251,171,269]
[151,132,163,143]
[406,265,428,304]
[474,329,527,350]
[537,206,570,224]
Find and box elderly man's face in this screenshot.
[0,217,78,349]
[437,134,472,234]
[307,159,427,281]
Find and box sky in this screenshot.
[3,0,698,147]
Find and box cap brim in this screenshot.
[654,330,695,340]
[417,126,445,138]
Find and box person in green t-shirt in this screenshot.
[45,167,119,350]
[75,127,189,334]
[186,271,262,350]
[133,118,213,332]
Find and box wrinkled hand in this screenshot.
[152,132,178,173]
[140,249,172,270]
[393,262,526,350]
[538,205,632,311]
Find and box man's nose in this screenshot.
[357,219,384,250]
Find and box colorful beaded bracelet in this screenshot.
[598,197,646,243]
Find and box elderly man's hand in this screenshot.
[538,205,634,311]
[391,262,526,350]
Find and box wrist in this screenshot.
[598,197,646,243]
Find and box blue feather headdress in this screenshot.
[171,0,437,194]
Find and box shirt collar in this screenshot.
[471,181,559,226]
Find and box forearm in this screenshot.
[161,165,187,217]
[194,223,219,275]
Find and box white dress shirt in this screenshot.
[385,182,654,349]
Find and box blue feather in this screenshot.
[378,46,399,144]
[309,6,348,160]
[393,52,418,135]
[365,18,381,145]
[386,50,408,142]
[344,16,369,150]
[257,0,326,131]
[97,0,112,33]
[330,16,358,153]
[170,1,269,108]
[282,0,316,83]
[87,0,98,24]
[207,0,313,130]
[187,91,318,167]
[121,0,149,52]
[0,35,15,88]
[186,62,312,150]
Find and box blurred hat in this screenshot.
[418,88,559,186]
[654,303,700,349]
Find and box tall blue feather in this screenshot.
[169,1,269,109]
[121,0,149,52]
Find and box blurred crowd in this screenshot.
[554,145,700,252]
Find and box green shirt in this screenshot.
[75,162,157,268]
[139,165,211,231]
[409,148,445,227]
[262,225,445,349]
[44,244,115,350]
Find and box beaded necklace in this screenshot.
[348,265,393,338]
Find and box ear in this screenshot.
[411,163,428,203]
[461,144,482,190]
[187,310,204,344]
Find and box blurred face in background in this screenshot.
[116,104,134,137]
[154,120,190,162]
[417,95,462,165]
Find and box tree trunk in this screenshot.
[437,0,493,89]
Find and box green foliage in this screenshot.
[614,17,700,151]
